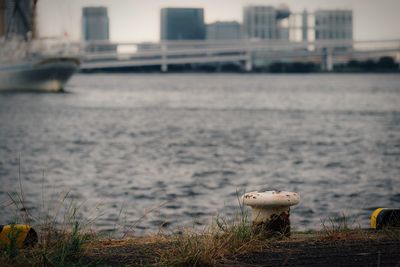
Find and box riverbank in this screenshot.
[1,225,399,266]
[81,230,400,266]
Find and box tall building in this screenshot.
[0,0,5,37]
[206,21,241,40]
[82,6,109,41]
[3,0,33,39]
[302,10,308,42]
[160,8,205,40]
[315,9,353,40]
[243,5,290,40]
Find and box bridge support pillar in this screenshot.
[397,51,400,71]
[242,48,253,72]
[161,63,168,72]
[161,43,168,72]
[244,51,253,72]
[245,60,253,72]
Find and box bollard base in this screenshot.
[251,207,291,238]
[242,190,299,238]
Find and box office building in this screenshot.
[3,0,32,39]
[206,21,241,40]
[82,6,109,41]
[243,5,290,40]
[315,9,353,40]
[161,8,205,40]
[302,10,308,42]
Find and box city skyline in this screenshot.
[36,0,400,42]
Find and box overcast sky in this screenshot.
[37,0,400,42]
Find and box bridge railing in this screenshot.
[83,39,400,57]
[80,39,400,70]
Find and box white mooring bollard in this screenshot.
[242,190,300,237]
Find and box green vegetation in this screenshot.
[319,213,368,240]
[1,186,399,266]
[334,56,399,72]
[0,223,93,267]
[263,62,319,73]
[0,190,96,267]
[1,206,398,266]
[157,215,263,266]
[383,228,400,241]
[157,194,267,266]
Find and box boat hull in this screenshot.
[0,58,80,92]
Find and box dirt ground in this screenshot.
[82,231,400,266]
[227,239,400,267]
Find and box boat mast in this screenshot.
[5,0,33,40]
[31,0,37,38]
[0,0,5,37]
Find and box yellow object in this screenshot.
[370,208,384,229]
[0,224,37,248]
[371,208,400,230]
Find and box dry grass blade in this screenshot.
[157,211,269,267]
[319,213,366,240]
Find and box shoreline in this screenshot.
[79,69,400,74]
[82,230,400,266]
[1,224,399,266]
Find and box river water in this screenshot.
[0,73,399,234]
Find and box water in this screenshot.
[1,73,399,233]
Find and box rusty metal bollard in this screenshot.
[242,190,300,237]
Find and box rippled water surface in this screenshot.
[1,73,399,233]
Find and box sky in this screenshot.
[37,0,400,43]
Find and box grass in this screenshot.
[2,201,399,267]
[1,165,398,267]
[1,184,268,266]
[0,158,99,266]
[383,228,400,241]
[320,213,353,239]
[156,217,263,266]
[156,194,272,266]
[0,190,97,267]
[41,220,91,266]
[0,224,93,267]
[317,213,385,242]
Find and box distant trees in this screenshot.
[267,56,399,73]
[335,56,399,72]
[266,62,319,73]
[81,56,398,73]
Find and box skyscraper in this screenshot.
[82,7,109,41]
[206,21,242,40]
[160,8,205,40]
[243,5,290,40]
[315,9,353,41]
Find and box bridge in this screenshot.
[80,39,400,72]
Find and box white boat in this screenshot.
[0,53,80,92]
[0,0,80,92]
